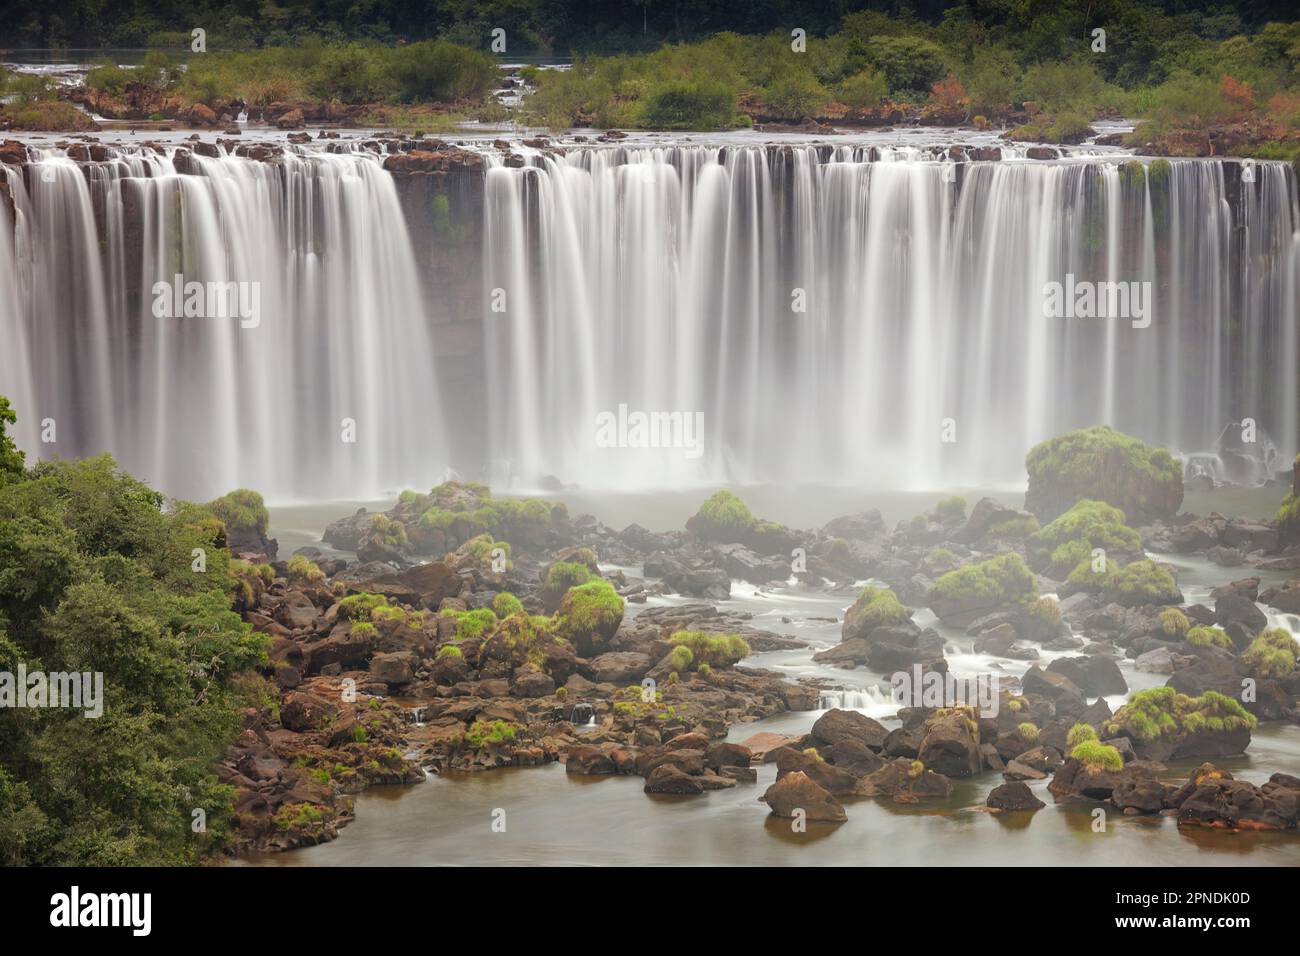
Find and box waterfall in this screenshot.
[0,140,1297,500]
[0,143,446,502]
[483,146,1300,490]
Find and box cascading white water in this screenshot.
[0,140,1297,500]
[483,145,1300,490]
[1,144,446,501]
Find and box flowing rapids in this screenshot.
[0,141,1296,499]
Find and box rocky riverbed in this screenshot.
[217,428,1300,862]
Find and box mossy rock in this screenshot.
[1276,456,1300,547]
[841,585,912,641]
[1107,687,1256,761]
[1026,498,1142,576]
[1100,559,1182,607]
[1024,425,1183,524]
[927,553,1038,627]
[553,579,625,657]
[686,489,755,542]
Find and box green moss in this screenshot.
[986,516,1040,539]
[667,630,750,669]
[1028,596,1062,629]
[1017,722,1039,742]
[349,621,377,639]
[669,644,694,672]
[1070,739,1124,772]
[544,561,593,595]
[367,513,408,547]
[1024,425,1182,522]
[1241,627,1299,678]
[207,487,269,536]
[690,489,756,540]
[446,607,499,642]
[844,585,911,633]
[1186,625,1232,649]
[436,644,463,659]
[553,579,624,652]
[1277,488,1300,545]
[1103,559,1178,605]
[1027,498,1140,575]
[491,591,524,619]
[928,553,1038,608]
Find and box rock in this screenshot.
[369,650,416,686]
[1024,425,1183,524]
[1214,593,1267,640]
[1047,757,1129,802]
[566,744,617,775]
[811,708,889,750]
[957,498,1033,543]
[773,747,861,795]
[1178,778,1298,830]
[644,764,706,795]
[370,561,461,610]
[188,103,218,126]
[280,691,339,732]
[822,510,885,541]
[276,108,306,129]
[1135,646,1182,674]
[974,623,1018,655]
[987,781,1045,811]
[1259,581,1300,614]
[762,770,847,822]
[509,666,556,698]
[1111,775,1167,814]
[1021,665,1086,714]
[588,651,653,683]
[705,742,752,771]
[856,758,953,801]
[917,710,981,778]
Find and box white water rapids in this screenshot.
[0,141,1296,501]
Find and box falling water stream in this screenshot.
[0,139,1296,500]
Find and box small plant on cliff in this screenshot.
[553,580,624,654]
[1017,722,1040,742]
[1241,627,1300,679]
[463,719,520,748]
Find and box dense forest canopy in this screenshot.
[2,0,1299,55]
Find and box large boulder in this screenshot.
[762,771,847,822]
[811,708,889,751]
[1024,425,1183,524]
[916,709,981,777]
[987,781,1045,811]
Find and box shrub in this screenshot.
[1102,559,1180,606]
[1027,498,1140,575]
[1017,722,1039,742]
[553,580,624,655]
[1110,687,1256,741]
[934,496,966,522]
[641,78,737,129]
[207,488,269,536]
[843,585,911,634]
[836,66,888,107]
[669,644,694,672]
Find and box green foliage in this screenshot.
[463,719,520,748]
[859,34,949,93]
[544,561,593,594]
[1025,426,1182,523]
[1028,596,1062,629]
[0,441,268,865]
[669,644,694,672]
[1241,627,1300,678]
[1017,722,1039,742]
[444,607,498,643]
[436,643,463,659]
[1103,559,1179,605]
[835,66,889,108]
[0,396,25,483]
[642,78,738,128]
[928,553,1038,608]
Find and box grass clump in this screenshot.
[843,585,911,634]
[1108,687,1256,741]
[1070,739,1125,772]
[207,488,269,537]
[1186,625,1232,649]
[1241,627,1300,678]
[928,553,1038,608]
[1159,607,1190,638]
[287,553,326,585]
[492,591,524,619]
[667,630,751,670]
[688,490,756,542]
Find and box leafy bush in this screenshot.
[1186,625,1232,649]
[667,630,750,669]
[1070,739,1124,772]
[641,78,737,128]
[1241,628,1299,678]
